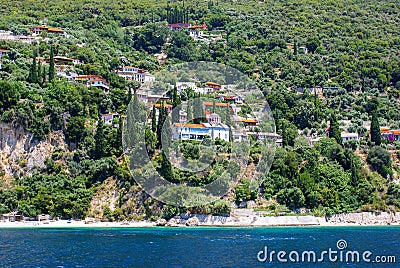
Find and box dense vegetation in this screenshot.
[0,0,399,220]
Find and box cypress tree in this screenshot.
[115,117,123,156]
[48,46,55,81]
[171,86,181,123]
[329,113,342,144]
[41,65,46,85]
[127,86,132,105]
[294,40,298,55]
[156,103,166,148]
[187,99,193,123]
[314,90,319,123]
[151,105,157,132]
[370,111,381,146]
[27,51,38,83]
[222,104,232,128]
[37,60,42,86]
[193,94,204,124]
[162,108,172,152]
[160,149,173,181]
[93,118,107,159]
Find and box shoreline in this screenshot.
[1,218,399,229]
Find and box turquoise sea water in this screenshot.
[0,226,399,267]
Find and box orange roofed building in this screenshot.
[172,122,230,142]
[205,81,222,90]
[381,127,400,141]
[30,25,65,36]
[0,48,9,57]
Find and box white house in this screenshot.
[341,133,359,143]
[74,75,110,94]
[101,112,119,125]
[117,66,155,83]
[56,71,78,81]
[172,122,230,142]
[0,48,9,57]
[176,82,197,93]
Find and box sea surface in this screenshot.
[0,226,399,267]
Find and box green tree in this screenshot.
[281,119,298,147]
[160,149,174,181]
[0,81,20,113]
[367,146,392,179]
[156,105,168,148]
[93,118,107,159]
[277,187,305,211]
[114,118,123,156]
[37,60,42,86]
[370,111,381,146]
[328,113,341,145]
[235,178,257,202]
[27,51,38,83]
[171,86,181,123]
[306,36,320,53]
[133,23,169,54]
[187,99,193,122]
[151,105,157,132]
[48,46,55,82]
[168,30,197,61]
[193,94,204,124]
[65,116,85,146]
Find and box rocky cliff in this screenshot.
[0,123,67,178]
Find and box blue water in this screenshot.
[0,226,399,267]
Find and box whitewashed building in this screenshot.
[172,122,230,142]
[117,66,155,83]
[341,133,359,143]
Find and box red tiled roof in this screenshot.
[174,123,206,128]
[75,75,106,82]
[205,81,221,86]
[203,102,230,107]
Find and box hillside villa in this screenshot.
[74,75,110,94]
[53,56,82,65]
[30,25,65,36]
[117,66,155,83]
[101,112,120,125]
[341,132,359,143]
[0,48,9,57]
[172,122,230,142]
[381,127,400,141]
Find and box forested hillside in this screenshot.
[0,0,399,220]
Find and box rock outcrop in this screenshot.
[0,123,67,177]
[328,212,400,225]
[156,219,167,226]
[185,216,199,226]
[166,218,179,227]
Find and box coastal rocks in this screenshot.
[328,212,400,225]
[156,219,167,226]
[185,217,199,226]
[238,200,256,209]
[166,218,179,227]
